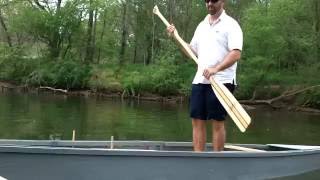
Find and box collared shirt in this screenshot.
[190,10,243,84]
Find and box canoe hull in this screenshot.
[0,145,320,180]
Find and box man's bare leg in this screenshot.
[212,120,225,151]
[192,119,206,152]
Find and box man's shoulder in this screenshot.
[198,15,209,27]
[223,14,241,27]
[194,20,207,33]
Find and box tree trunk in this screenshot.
[168,0,176,23]
[234,0,241,22]
[92,8,98,62]
[182,0,192,38]
[50,0,62,59]
[315,0,320,61]
[0,9,12,47]
[85,0,94,63]
[62,35,72,59]
[57,0,62,10]
[48,35,61,58]
[145,34,152,65]
[98,10,107,64]
[28,0,62,59]
[133,38,137,64]
[119,2,128,65]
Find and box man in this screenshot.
[167,0,243,151]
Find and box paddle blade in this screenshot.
[210,78,251,132]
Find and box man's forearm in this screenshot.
[203,50,241,79]
[215,50,241,71]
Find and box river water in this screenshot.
[0,92,320,179]
[1,92,319,144]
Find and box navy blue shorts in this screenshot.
[190,83,235,121]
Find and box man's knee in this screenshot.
[213,121,225,132]
[192,119,206,128]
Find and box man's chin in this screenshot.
[208,10,216,15]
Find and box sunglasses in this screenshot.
[205,0,219,3]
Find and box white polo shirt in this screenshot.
[190,10,243,84]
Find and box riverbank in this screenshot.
[0,81,186,103]
[1,81,320,114]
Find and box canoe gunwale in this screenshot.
[0,144,320,158]
[1,141,320,180]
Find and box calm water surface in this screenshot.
[1,92,320,179]
[1,92,319,145]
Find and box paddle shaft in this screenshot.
[153,7,198,63]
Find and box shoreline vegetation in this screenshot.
[1,81,319,114]
[0,1,319,113]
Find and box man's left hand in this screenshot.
[203,67,218,80]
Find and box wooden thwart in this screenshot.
[153,6,251,132]
[225,145,266,152]
[268,144,320,150]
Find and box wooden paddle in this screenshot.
[153,5,251,132]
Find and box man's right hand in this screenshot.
[166,24,176,37]
[166,24,196,59]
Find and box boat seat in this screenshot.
[267,144,320,150]
[224,145,266,152]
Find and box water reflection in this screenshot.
[0,92,320,146]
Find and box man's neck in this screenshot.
[209,8,223,23]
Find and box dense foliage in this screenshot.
[0,0,319,108]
